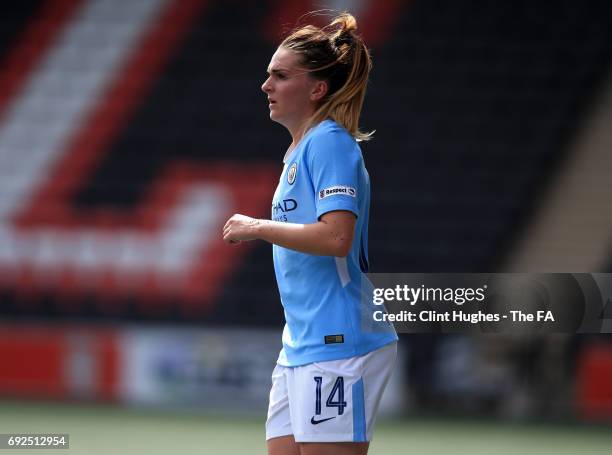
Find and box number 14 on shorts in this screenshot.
[311,376,347,424]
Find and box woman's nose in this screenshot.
[261,77,272,93]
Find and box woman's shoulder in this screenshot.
[307,120,359,153]
[311,119,352,138]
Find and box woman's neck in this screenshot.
[286,114,322,154]
[287,124,307,153]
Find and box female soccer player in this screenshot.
[223,12,398,455]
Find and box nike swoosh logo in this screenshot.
[310,416,336,425]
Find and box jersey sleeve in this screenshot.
[306,129,361,220]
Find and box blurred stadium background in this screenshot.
[1,0,612,453]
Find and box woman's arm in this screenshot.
[222,210,356,257]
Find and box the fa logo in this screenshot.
[287,163,297,185]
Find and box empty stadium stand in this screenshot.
[1,1,612,323]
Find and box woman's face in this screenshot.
[261,47,323,132]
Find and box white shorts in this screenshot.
[265,342,397,443]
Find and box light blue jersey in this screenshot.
[271,120,397,367]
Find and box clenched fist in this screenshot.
[223,213,260,244]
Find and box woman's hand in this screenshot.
[223,214,260,243]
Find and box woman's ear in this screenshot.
[310,80,329,102]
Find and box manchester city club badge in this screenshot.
[287,163,297,184]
